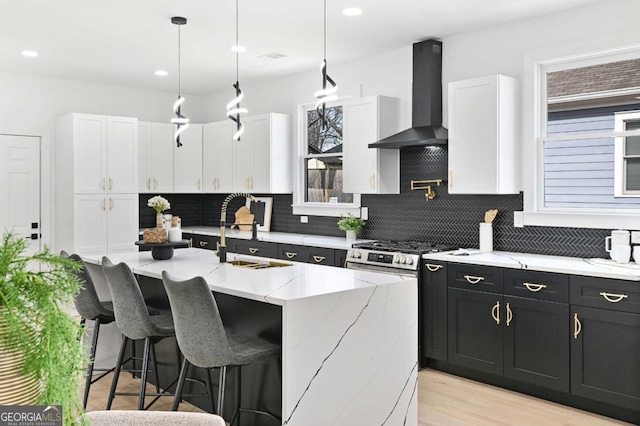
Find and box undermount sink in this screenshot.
[228,260,291,269]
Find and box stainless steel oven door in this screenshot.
[346,261,418,278]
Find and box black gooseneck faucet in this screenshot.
[216,192,255,263]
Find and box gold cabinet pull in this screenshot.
[285,252,297,259]
[146,178,151,190]
[425,263,443,272]
[199,241,208,247]
[523,282,547,292]
[250,176,254,190]
[245,177,249,190]
[212,179,216,189]
[369,173,376,190]
[249,247,259,254]
[196,178,201,190]
[599,292,629,303]
[109,198,114,211]
[313,255,325,263]
[506,303,513,327]
[109,178,113,190]
[449,170,454,188]
[100,177,106,190]
[153,178,158,190]
[464,275,484,284]
[101,198,106,210]
[491,301,500,324]
[574,313,582,339]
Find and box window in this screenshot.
[523,45,640,229]
[293,100,361,217]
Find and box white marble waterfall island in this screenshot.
[81,248,418,426]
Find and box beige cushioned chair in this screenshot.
[85,410,225,426]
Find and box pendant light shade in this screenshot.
[314,0,337,129]
[226,0,248,141]
[170,16,189,148]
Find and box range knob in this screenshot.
[406,257,414,265]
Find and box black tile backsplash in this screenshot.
[139,146,611,258]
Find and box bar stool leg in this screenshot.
[204,367,216,414]
[217,366,227,418]
[150,343,160,393]
[138,337,151,410]
[107,335,128,410]
[83,318,101,409]
[172,357,189,411]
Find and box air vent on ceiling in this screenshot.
[257,52,287,60]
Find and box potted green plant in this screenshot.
[337,213,366,241]
[0,231,86,425]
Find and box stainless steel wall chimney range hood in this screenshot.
[369,39,447,149]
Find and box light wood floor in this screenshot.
[84,368,632,425]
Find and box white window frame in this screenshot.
[614,110,640,197]
[522,42,640,230]
[292,99,361,217]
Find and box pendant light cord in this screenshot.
[236,0,240,83]
[323,0,327,60]
[177,24,182,97]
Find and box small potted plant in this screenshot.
[337,213,366,241]
[0,231,86,424]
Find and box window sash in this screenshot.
[292,100,361,217]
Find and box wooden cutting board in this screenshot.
[232,206,255,231]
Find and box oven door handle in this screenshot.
[346,262,418,277]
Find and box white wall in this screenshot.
[0,72,207,248]
[202,0,640,131]
[201,46,414,130]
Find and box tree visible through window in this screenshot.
[305,106,353,203]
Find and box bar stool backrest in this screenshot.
[161,271,235,368]
[101,257,156,340]
[60,251,111,321]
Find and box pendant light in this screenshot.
[314,0,338,129]
[226,0,248,141]
[170,16,189,148]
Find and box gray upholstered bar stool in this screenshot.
[60,251,116,409]
[161,271,281,425]
[102,257,177,411]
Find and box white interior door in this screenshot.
[0,135,41,255]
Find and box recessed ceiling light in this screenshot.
[21,50,38,57]
[231,45,247,53]
[155,70,169,76]
[342,7,362,16]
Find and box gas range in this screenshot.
[346,240,458,273]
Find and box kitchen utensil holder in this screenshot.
[479,222,493,252]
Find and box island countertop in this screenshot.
[81,247,419,425]
[81,247,415,306]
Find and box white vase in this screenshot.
[345,230,357,241]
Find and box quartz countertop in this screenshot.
[82,248,414,306]
[423,250,640,281]
[143,226,369,250]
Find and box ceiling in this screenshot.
[1,0,603,95]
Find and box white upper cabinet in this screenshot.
[58,113,138,194]
[343,96,400,194]
[231,113,292,193]
[448,74,519,194]
[203,121,234,193]
[138,122,173,193]
[173,124,203,193]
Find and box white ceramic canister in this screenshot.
[479,223,493,252]
[168,227,182,242]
